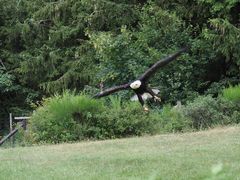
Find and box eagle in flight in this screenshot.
[94,47,188,111]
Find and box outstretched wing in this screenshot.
[93,83,130,98]
[138,47,188,82]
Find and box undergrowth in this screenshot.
[16,91,240,145]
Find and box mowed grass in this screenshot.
[0,126,240,180]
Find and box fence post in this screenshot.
[9,113,13,145]
[9,113,13,132]
[22,119,27,130]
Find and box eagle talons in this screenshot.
[154,96,161,102]
[143,105,149,112]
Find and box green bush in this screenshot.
[222,85,240,103]
[96,101,159,139]
[28,92,105,143]
[157,105,191,133]
[183,95,239,129]
[27,93,164,143]
[25,92,240,144]
[26,92,199,144]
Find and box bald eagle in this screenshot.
[94,47,188,111]
[130,88,160,101]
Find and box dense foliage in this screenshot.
[1,0,239,133]
[27,93,163,143]
[22,92,238,144]
[183,95,240,129]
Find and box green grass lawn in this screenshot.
[0,126,240,180]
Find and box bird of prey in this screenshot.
[130,88,160,101]
[94,47,188,111]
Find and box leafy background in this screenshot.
[0,0,239,133]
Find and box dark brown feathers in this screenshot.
[93,83,130,98]
[138,47,188,82]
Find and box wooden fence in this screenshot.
[0,114,30,146]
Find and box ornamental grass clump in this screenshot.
[28,92,105,143]
[222,85,240,103]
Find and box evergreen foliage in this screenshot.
[0,0,239,132]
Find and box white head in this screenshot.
[130,80,141,89]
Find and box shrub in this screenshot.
[96,100,158,138]
[183,95,239,129]
[26,93,164,143]
[231,111,240,124]
[157,105,191,133]
[222,84,240,103]
[26,92,240,144]
[28,92,105,143]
